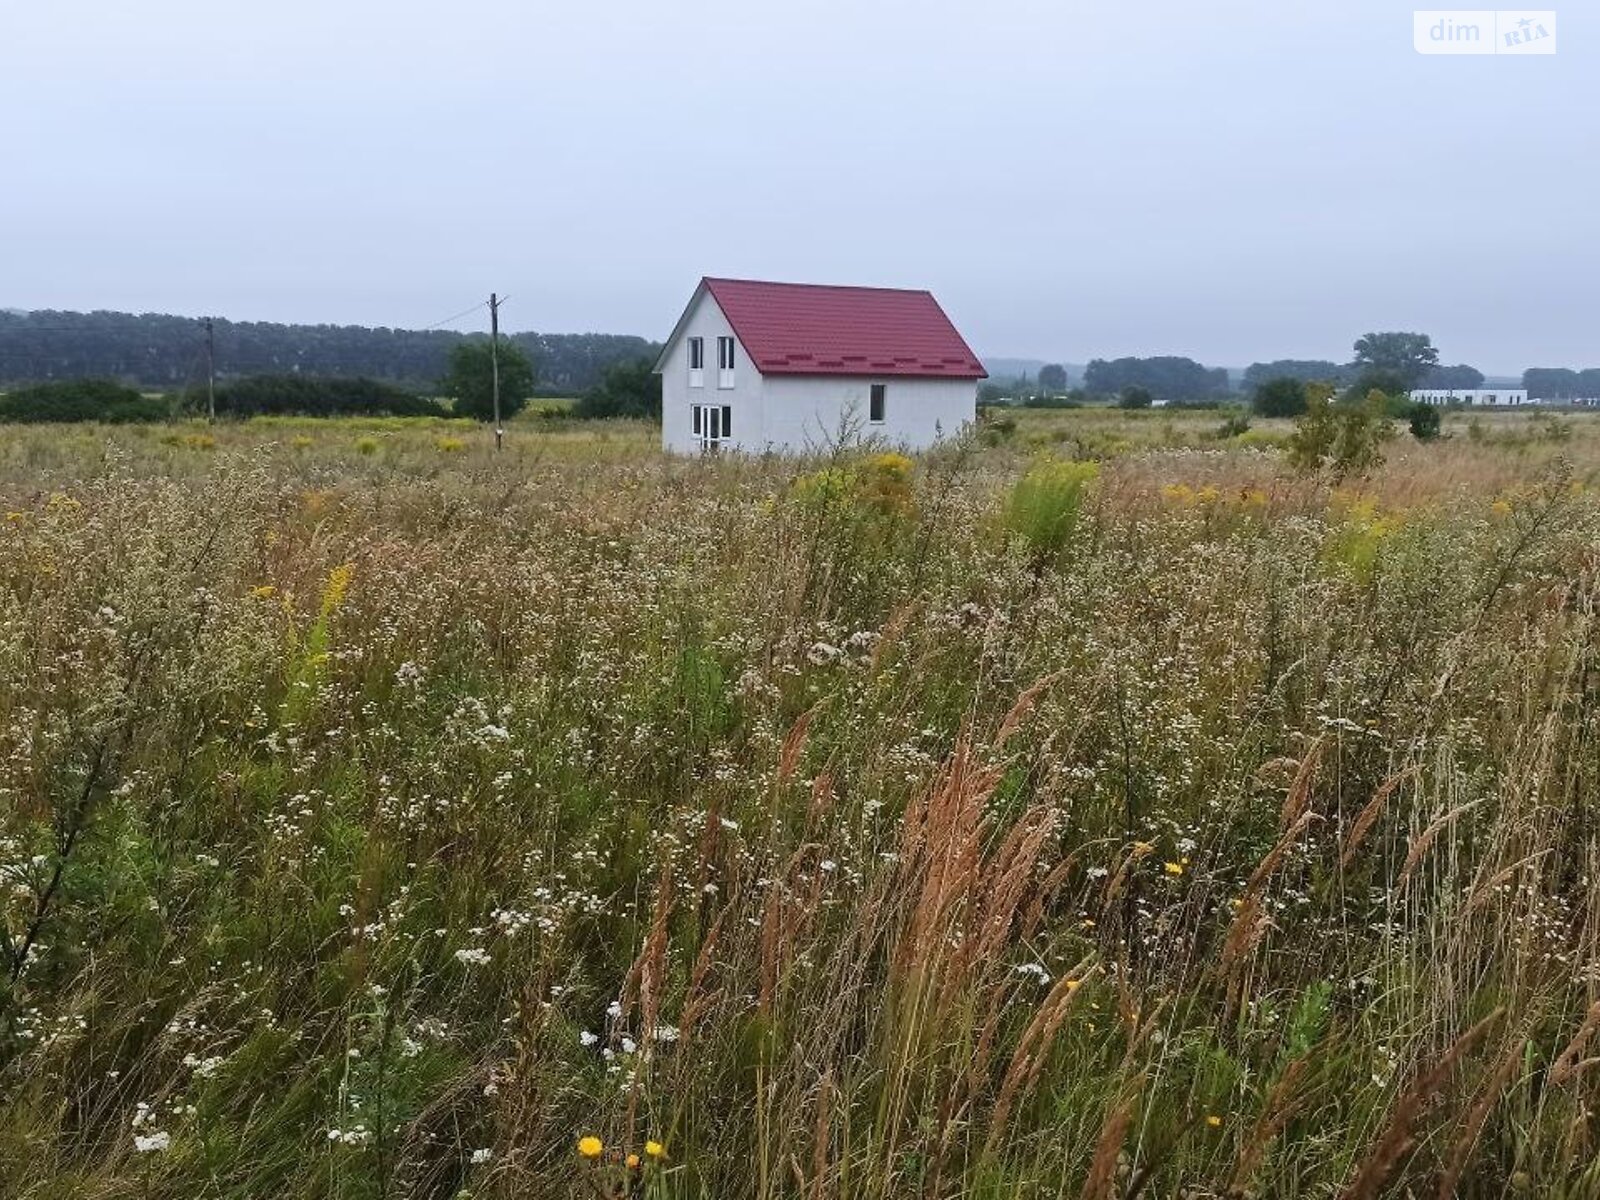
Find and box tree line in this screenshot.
[0,309,660,394]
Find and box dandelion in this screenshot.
[626,1153,641,1169]
[1164,861,1185,877]
[645,1139,665,1160]
[577,1135,604,1159]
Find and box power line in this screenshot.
[419,301,489,331]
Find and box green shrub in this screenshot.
[201,375,445,418]
[1216,411,1253,439]
[575,358,661,420]
[1408,402,1442,441]
[0,379,171,423]
[1252,377,1309,418]
[1289,387,1394,477]
[1003,458,1099,564]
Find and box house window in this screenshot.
[717,336,736,388]
[691,403,734,451]
[687,337,704,387]
[869,383,886,424]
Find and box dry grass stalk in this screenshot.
[1397,801,1481,892]
[1229,1055,1311,1195]
[1339,766,1416,870]
[1279,737,1325,833]
[1434,1036,1524,1200]
[1462,851,1549,918]
[984,957,1099,1156]
[1341,1008,1503,1200]
[1549,1000,1600,1087]
[1079,1085,1140,1200]
[777,704,817,789]
[995,670,1061,750]
[808,1070,835,1200]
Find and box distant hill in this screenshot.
[0,309,660,394]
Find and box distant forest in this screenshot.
[0,310,661,394]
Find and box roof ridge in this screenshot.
[703,276,934,297]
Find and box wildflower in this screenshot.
[1132,841,1154,857]
[134,1131,171,1153]
[579,1030,599,1047]
[577,1135,604,1159]
[1206,1115,1223,1128]
[454,947,491,967]
[1164,861,1185,877]
[249,585,277,599]
[645,1139,665,1160]
[470,1148,493,1164]
[626,1153,641,1170]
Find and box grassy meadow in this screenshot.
[4,406,1600,1198]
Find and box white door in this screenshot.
[692,403,732,452]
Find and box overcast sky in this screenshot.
[2,2,1593,371]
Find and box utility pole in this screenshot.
[489,293,502,451]
[204,318,216,423]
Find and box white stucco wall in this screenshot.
[659,289,764,454]
[758,375,976,452]
[658,288,977,454]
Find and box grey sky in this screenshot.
[2,1,1593,372]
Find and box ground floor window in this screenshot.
[692,403,733,450]
[869,383,886,423]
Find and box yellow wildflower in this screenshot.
[644,1139,665,1160]
[1206,1114,1223,1128]
[1164,861,1185,877]
[577,1135,603,1159]
[250,585,277,599]
[1132,841,1154,858]
[625,1153,641,1170]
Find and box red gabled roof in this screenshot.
[698,277,987,380]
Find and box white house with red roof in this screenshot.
[653,277,987,454]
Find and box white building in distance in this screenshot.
[654,277,986,454]
[1410,388,1531,407]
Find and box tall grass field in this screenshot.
[2,408,1600,1198]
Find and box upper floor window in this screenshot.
[688,336,705,387]
[869,383,886,423]
[717,336,736,388]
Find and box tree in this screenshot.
[575,357,661,420]
[1408,402,1442,441]
[1525,368,1581,401]
[1038,363,1068,394]
[1424,363,1485,390]
[440,339,535,422]
[0,309,653,393]
[1086,356,1229,402]
[1117,385,1153,409]
[1243,360,1350,391]
[1252,377,1309,418]
[1351,332,1439,390]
